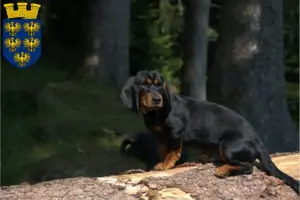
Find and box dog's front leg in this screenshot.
[157,139,168,161]
[153,115,185,171]
[154,138,183,170]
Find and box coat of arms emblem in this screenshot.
[2,2,42,68]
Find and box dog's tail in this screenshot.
[257,141,299,195]
[120,138,132,154]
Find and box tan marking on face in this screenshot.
[140,93,153,108]
[140,93,163,111]
[145,78,152,85]
[154,79,159,85]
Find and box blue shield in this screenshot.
[3,19,42,68]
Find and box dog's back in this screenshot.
[173,94,258,145]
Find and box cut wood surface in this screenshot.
[1,153,299,200]
[271,154,300,180]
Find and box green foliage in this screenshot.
[130,0,183,86]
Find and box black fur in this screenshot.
[120,70,300,195]
[119,131,187,170]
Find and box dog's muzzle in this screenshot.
[152,94,162,105]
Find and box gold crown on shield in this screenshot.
[4,2,41,19]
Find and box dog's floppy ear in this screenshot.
[163,82,172,109]
[120,76,139,112]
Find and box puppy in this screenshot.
[120,70,299,195]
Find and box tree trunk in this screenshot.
[2,153,299,199]
[207,0,299,153]
[180,0,211,100]
[76,0,130,90]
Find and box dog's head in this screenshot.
[120,70,172,113]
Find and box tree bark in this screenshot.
[1,153,299,200]
[180,0,211,100]
[76,0,130,90]
[207,0,299,153]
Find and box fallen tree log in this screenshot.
[1,153,299,200]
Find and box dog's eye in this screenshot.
[154,80,162,86]
[153,79,160,85]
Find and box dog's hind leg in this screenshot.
[215,136,255,178]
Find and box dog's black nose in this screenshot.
[152,96,161,104]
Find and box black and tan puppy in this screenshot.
[120,70,299,195]
[120,131,188,170]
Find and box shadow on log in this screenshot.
[1,153,299,200]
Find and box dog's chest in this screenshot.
[143,112,169,135]
[145,123,165,134]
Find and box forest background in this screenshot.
[1,0,299,186]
